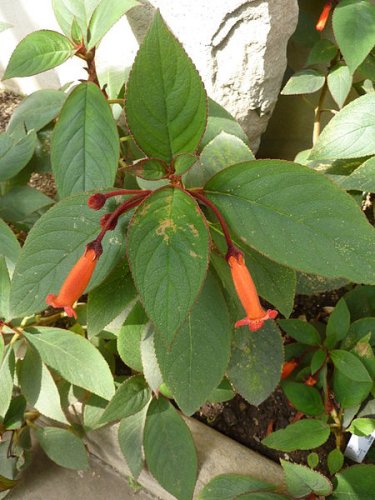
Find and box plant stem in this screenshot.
[108,99,125,105]
[312,79,329,146]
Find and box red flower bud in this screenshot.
[281,359,298,379]
[316,1,332,31]
[88,193,106,210]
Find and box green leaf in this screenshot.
[279,319,320,346]
[0,186,53,227]
[0,347,15,419]
[332,465,375,499]
[307,39,338,65]
[340,156,375,193]
[99,375,150,424]
[3,395,26,430]
[311,349,327,374]
[327,65,352,109]
[127,187,210,345]
[330,349,372,382]
[19,347,68,424]
[125,11,207,162]
[205,160,375,283]
[0,258,10,320]
[310,94,375,160]
[197,473,277,500]
[262,420,330,451]
[127,158,167,181]
[88,0,140,49]
[3,30,75,79]
[118,403,149,479]
[333,0,375,73]
[281,381,324,416]
[87,259,137,338]
[280,460,332,498]
[174,154,197,176]
[7,90,66,140]
[327,448,344,475]
[342,318,375,350]
[281,70,325,95]
[307,452,319,469]
[0,219,20,264]
[185,131,254,188]
[347,417,375,436]
[35,427,89,470]
[10,193,126,317]
[52,0,101,42]
[228,321,283,406]
[51,82,119,197]
[155,270,231,415]
[140,324,163,392]
[325,298,351,348]
[118,325,144,372]
[0,130,36,181]
[23,327,115,400]
[207,379,235,404]
[296,272,349,296]
[144,398,197,500]
[333,369,372,407]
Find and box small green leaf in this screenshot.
[173,154,197,176]
[262,420,330,451]
[52,0,101,42]
[307,39,338,65]
[325,298,351,348]
[341,156,375,193]
[127,187,210,345]
[99,375,150,424]
[281,381,324,416]
[0,130,36,181]
[331,349,372,382]
[348,417,375,436]
[118,325,144,372]
[19,347,68,424]
[333,0,375,73]
[197,473,277,500]
[0,186,53,227]
[0,219,20,264]
[228,321,283,406]
[310,94,375,160]
[333,369,372,407]
[51,82,119,197]
[332,465,375,499]
[205,160,375,283]
[87,0,140,49]
[207,379,235,404]
[155,270,231,415]
[327,448,344,475]
[140,325,163,392]
[10,193,126,317]
[127,158,167,180]
[281,70,325,95]
[118,403,149,479]
[23,327,115,400]
[0,258,10,320]
[280,459,332,498]
[327,65,352,109]
[125,11,207,161]
[35,427,89,470]
[311,349,326,374]
[0,347,15,419]
[3,30,75,79]
[6,90,66,140]
[3,395,26,430]
[87,259,137,338]
[279,319,320,346]
[307,452,319,470]
[144,398,197,500]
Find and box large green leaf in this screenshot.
[7,90,66,140]
[127,187,210,345]
[332,465,375,499]
[280,460,332,498]
[0,347,15,419]
[228,321,283,406]
[281,69,325,95]
[99,375,150,424]
[87,0,140,50]
[0,130,36,181]
[197,473,277,500]
[3,30,75,79]
[333,369,372,407]
[35,427,89,470]
[309,94,375,160]
[19,347,68,424]
[23,327,115,400]
[262,420,330,451]
[155,271,231,415]
[125,11,207,161]
[10,193,125,317]
[87,259,137,338]
[51,82,119,197]
[331,349,372,382]
[205,160,375,283]
[333,0,375,73]
[52,0,101,42]
[340,156,375,192]
[144,398,197,500]
[0,219,20,264]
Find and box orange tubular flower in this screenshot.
[281,359,298,380]
[228,253,278,332]
[46,248,98,319]
[316,1,332,31]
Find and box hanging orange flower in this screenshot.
[316,1,332,31]
[46,247,99,319]
[228,253,278,331]
[281,359,298,379]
